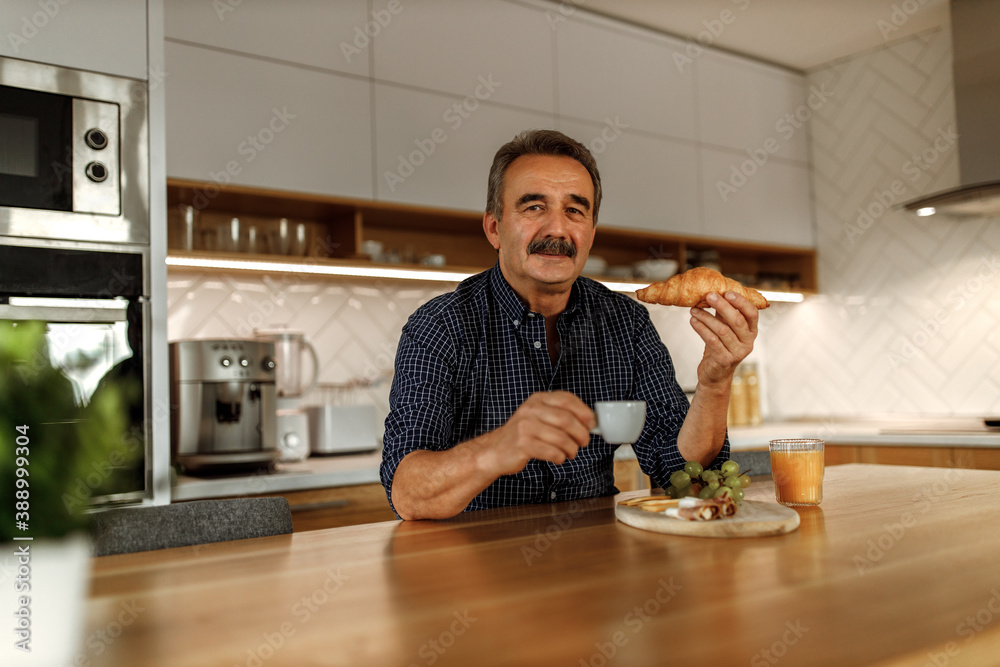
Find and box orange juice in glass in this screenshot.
[768,439,824,506]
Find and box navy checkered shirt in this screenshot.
[380,263,730,515]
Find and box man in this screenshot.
[381,129,758,520]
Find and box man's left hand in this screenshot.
[689,290,759,387]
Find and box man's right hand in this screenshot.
[391,390,595,520]
[481,390,596,477]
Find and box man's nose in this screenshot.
[539,209,572,237]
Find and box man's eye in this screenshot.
[525,204,543,211]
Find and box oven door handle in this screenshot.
[0,304,127,322]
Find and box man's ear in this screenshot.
[483,211,501,251]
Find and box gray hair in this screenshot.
[486,129,602,224]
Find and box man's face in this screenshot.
[483,154,596,297]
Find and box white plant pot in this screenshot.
[2,532,92,666]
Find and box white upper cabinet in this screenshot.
[0,0,147,79]
[558,119,701,236]
[556,18,697,142]
[164,43,372,199]
[373,0,556,114]
[696,51,809,163]
[374,83,554,210]
[164,0,370,77]
[700,146,814,247]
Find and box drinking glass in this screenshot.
[768,439,824,506]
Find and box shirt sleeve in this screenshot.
[629,312,730,489]
[379,311,458,515]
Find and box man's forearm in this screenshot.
[676,379,731,467]
[390,433,500,520]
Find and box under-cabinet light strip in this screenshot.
[165,256,806,302]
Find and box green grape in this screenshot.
[713,486,734,500]
[724,475,742,489]
[721,460,740,477]
[669,471,692,489]
[698,485,715,499]
[701,470,720,484]
[732,486,745,503]
[683,485,700,498]
[738,474,751,488]
[666,485,680,499]
[708,479,720,491]
[683,461,704,477]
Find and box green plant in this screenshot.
[1,321,139,540]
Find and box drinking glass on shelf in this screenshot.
[218,217,240,253]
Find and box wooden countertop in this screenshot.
[84,464,1000,666]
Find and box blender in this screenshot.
[253,327,320,462]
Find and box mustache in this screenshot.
[527,237,577,258]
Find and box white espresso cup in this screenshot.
[590,401,646,444]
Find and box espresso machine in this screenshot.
[169,339,280,473]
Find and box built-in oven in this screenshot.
[0,54,154,505]
[0,242,150,503]
[0,54,148,244]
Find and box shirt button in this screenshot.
[534,341,542,349]
[550,491,557,500]
[513,320,520,326]
[528,313,536,318]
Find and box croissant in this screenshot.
[635,267,769,309]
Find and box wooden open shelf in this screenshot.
[166,179,817,293]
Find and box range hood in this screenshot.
[900,0,1000,219]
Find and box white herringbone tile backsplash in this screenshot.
[167,29,999,425]
[784,27,1000,417]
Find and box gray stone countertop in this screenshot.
[174,416,999,500]
[172,450,383,501]
[615,415,1000,460]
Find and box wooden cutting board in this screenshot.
[615,499,800,538]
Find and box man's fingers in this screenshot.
[531,390,597,431]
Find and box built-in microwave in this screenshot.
[0,55,148,245]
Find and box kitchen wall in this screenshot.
[166,270,743,437]
[769,27,1000,418]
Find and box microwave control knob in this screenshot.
[239,357,250,368]
[85,128,109,150]
[85,161,109,183]
[219,356,232,368]
[262,357,276,372]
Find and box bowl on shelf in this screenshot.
[631,259,678,282]
[604,265,635,279]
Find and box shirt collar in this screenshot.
[489,262,585,325]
